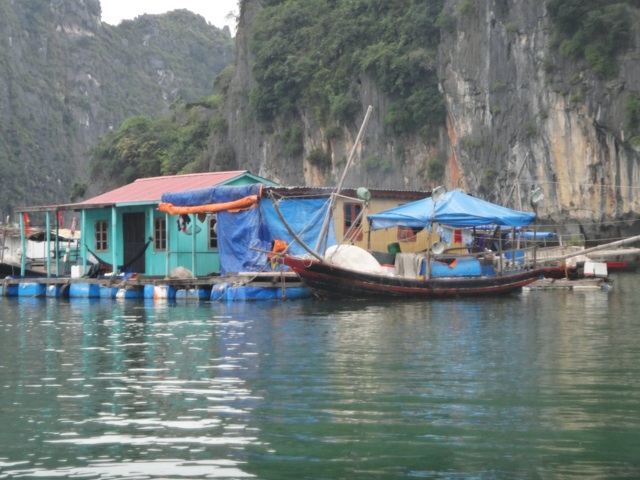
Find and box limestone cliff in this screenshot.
[227,0,640,240]
[0,0,233,217]
[226,1,426,190]
[439,1,640,240]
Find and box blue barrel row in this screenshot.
[1,282,312,301]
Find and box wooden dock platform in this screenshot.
[525,277,612,290]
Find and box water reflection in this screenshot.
[1,277,639,479]
[0,299,264,479]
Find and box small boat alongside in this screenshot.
[0,262,44,279]
[501,230,640,275]
[530,235,640,276]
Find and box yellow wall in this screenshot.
[333,197,435,254]
[331,196,470,255]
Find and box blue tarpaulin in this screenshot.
[506,231,556,239]
[260,197,335,256]
[218,197,335,274]
[367,190,536,230]
[160,184,336,275]
[161,184,262,206]
[159,184,336,275]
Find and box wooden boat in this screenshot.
[586,248,640,272]
[0,262,44,279]
[531,236,640,276]
[280,188,547,300]
[283,251,544,300]
[505,232,640,273]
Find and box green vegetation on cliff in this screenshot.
[90,0,449,188]
[547,0,634,77]
[249,0,446,136]
[89,96,222,189]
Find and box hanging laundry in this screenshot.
[462,230,473,246]
[436,225,452,245]
[23,213,30,235]
[177,214,191,233]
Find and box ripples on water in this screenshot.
[1,273,640,479]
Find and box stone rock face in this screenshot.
[227,0,640,240]
[226,1,440,192]
[0,1,233,216]
[437,1,640,240]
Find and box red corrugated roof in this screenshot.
[80,171,249,205]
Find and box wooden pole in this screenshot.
[545,234,640,263]
[0,226,5,263]
[505,153,530,208]
[19,213,26,276]
[315,105,373,254]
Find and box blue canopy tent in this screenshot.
[367,190,536,230]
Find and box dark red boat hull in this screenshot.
[603,261,638,272]
[283,255,545,300]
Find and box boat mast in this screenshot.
[314,105,373,254]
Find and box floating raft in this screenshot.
[0,271,312,302]
[526,277,612,291]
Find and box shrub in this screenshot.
[435,11,455,33]
[626,95,640,133]
[363,156,392,173]
[325,125,343,141]
[457,0,476,17]
[485,168,498,181]
[329,94,360,125]
[548,1,633,78]
[278,125,304,158]
[307,147,331,169]
[492,82,507,92]
[427,159,445,179]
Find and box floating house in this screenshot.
[4,172,430,301]
[1,225,80,277]
[18,171,275,278]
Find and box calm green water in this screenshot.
[1,274,640,479]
